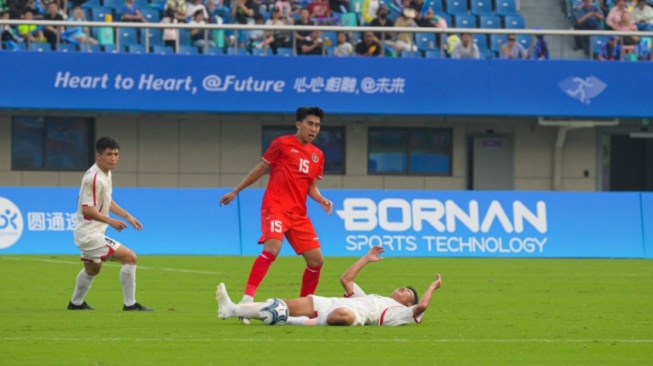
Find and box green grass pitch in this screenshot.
[1,254,652,365]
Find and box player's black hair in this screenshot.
[296,107,325,123]
[407,286,419,305]
[96,136,120,153]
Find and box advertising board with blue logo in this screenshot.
[0,52,650,118]
[0,188,240,255]
[0,188,648,258]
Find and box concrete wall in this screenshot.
[0,112,599,191]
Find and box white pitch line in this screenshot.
[0,337,652,343]
[1,256,222,275]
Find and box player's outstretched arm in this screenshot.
[220,161,270,206]
[110,201,143,230]
[82,205,127,232]
[412,274,442,318]
[308,181,332,215]
[339,246,384,295]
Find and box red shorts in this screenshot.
[259,209,321,255]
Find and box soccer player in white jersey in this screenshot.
[216,246,441,326]
[67,137,152,311]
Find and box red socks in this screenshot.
[300,265,322,297]
[244,251,277,297]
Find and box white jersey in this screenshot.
[311,283,423,326]
[74,164,112,245]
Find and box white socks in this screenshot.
[120,264,137,307]
[233,302,263,319]
[286,316,311,325]
[71,269,96,305]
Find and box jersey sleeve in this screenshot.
[262,137,282,165]
[379,305,422,326]
[344,283,366,298]
[80,172,101,207]
[316,150,324,180]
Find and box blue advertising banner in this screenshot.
[0,52,647,118]
[239,190,645,258]
[642,193,653,259]
[0,188,240,255]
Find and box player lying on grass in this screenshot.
[216,246,442,326]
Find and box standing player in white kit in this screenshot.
[67,136,152,311]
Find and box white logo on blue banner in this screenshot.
[558,76,607,105]
[0,197,24,249]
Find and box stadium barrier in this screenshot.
[0,188,649,258]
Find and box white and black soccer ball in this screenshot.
[259,298,289,325]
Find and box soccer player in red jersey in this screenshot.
[220,107,333,323]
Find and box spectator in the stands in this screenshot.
[294,8,314,54]
[356,30,382,56]
[597,35,621,60]
[451,32,480,59]
[329,0,348,13]
[632,0,653,30]
[299,29,324,55]
[68,5,98,46]
[607,0,629,29]
[189,9,214,48]
[230,0,254,24]
[275,0,294,17]
[532,34,550,60]
[165,0,187,22]
[265,6,292,53]
[369,4,395,47]
[120,0,147,22]
[416,7,447,28]
[334,31,353,56]
[42,1,63,50]
[186,0,209,20]
[1,11,24,48]
[394,7,418,56]
[307,0,332,19]
[17,9,43,43]
[500,33,528,59]
[573,0,604,54]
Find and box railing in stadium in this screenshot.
[1,19,652,60]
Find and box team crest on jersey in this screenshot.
[312,153,318,162]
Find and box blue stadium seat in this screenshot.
[473,33,488,51]
[178,29,192,46]
[490,34,506,53]
[496,0,518,16]
[30,43,51,52]
[58,43,78,52]
[102,0,123,10]
[504,14,525,29]
[116,27,139,46]
[81,0,101,9]
[252,47,271,56]
[178,45,200,55]
[401,51,422,58]
[470,0,493,16]
[424,49,442,58]
[591,35,608,54]
[142,28,163,46]
[447,0,469,15]
[90,6,113,22]
[151,45,174,54]
[140,8,161,23]
[479,14,501,28]
[226,47,249,55]
[428,0,444,13]
[3,41,27,51]
[126,44,145,53]
[276,47,294,56]
[454,14,477,28]
[517,34,531,50]
[133,0,148,9]
[322,31,337,49]
[80,44,102,52]
[415,33,437,50]
[102,44,121,53]
[149,0,167,10]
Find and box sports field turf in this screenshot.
[1,254,651,365]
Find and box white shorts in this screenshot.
[76,235,122,263]
[310,295,365,326]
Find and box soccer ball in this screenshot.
[259,298,289,325]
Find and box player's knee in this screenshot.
[326,308,355,326]
[306,256,324,268]
[85,266,101,276]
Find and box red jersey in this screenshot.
[261,135,324,216]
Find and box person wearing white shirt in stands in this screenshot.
[451,33,480,59]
